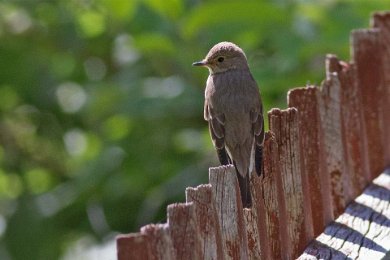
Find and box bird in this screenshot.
[193,42,264,208]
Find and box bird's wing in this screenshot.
[204,101,231,165]
[250,107,264,176]
[250,109,264,145]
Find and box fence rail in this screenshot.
[117,12,390,260]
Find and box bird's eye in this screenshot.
[217,57,224,62]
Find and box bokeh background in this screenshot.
[0,0,388,259]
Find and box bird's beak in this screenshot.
[192,60,207,66]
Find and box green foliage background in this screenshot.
[0,0,387,259]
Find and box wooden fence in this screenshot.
[117,12,390,260]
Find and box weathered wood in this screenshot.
[317,71,348,218]
[167,203,202,260]
[324,56,355,206]
[352,29,387,180]
[140,224,175,260]
[372,12,390,168]
[256,132,285,260]
[186,184,224,260]
[243,208,262,260]
[331,54,369,201]
[269,108,313,258]
[209,165,249,259]
[288,86,333,236]
[117,233,151,260]
[299,168,390,259]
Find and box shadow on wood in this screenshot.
[299,168,390,259]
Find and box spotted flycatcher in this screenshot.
[193,42,264,208]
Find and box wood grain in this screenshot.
[269,108,313,258]
[186,184,223,260]
[288,86,333,236]
[372,12,390,169]
[352,29,387,180]
[209,165,249,260]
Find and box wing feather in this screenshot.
[205,101,231,165]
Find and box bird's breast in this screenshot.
[206,70,254,115]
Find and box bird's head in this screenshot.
[193,42,249,74]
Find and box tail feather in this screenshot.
[233,162,252,208]
[217,147,232,165]
[255,144,263,176]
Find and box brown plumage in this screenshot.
[193,42,264,208]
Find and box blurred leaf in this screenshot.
[134,33,176,55]
[103,114,133,140]
[297,2,327,24]
[182,2,287,39]
[100,0,138,21]
[77,10,106,38]
[82,133,102,162]
[0,170,23,199]
[144,0,183,20]
[51,53,77,79]
[25,168,53,194]
[0,85,20,111]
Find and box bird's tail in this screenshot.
[233,163,252,208]
[255,144,263,176]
